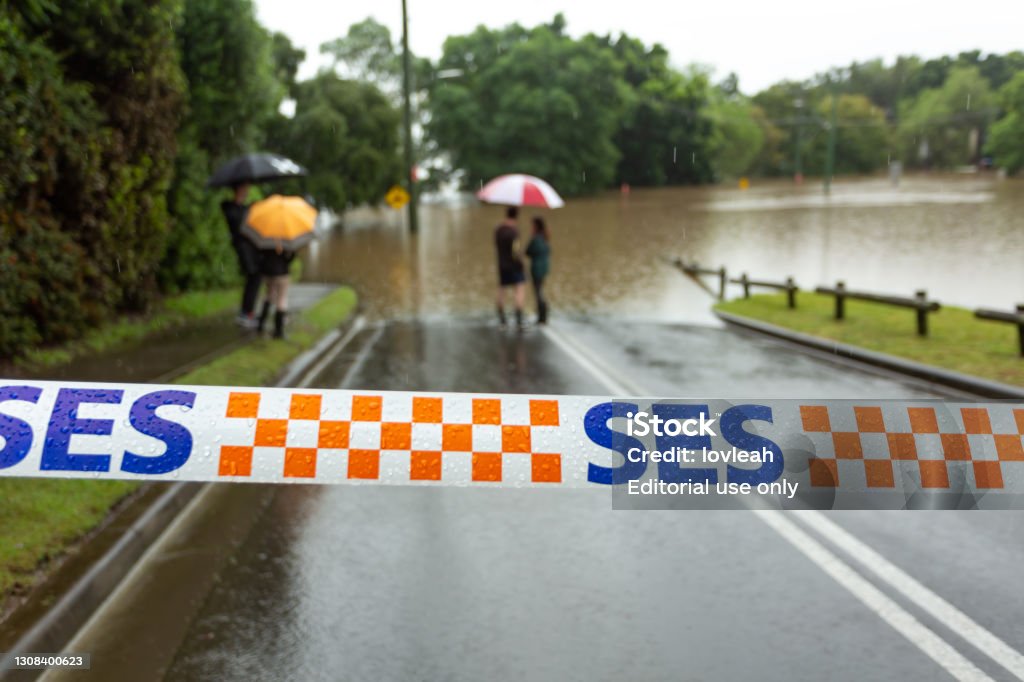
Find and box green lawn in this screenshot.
[177,286,357,387]
[0,285,357,601]
[17,288,240,370]
[716,292,1024,388]
[0,479,139,601]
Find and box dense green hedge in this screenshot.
[160,0,281,293]
[1,3,182,357]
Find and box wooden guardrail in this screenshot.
[730,274,798,308]
[975,305,1024,357]
[814,281,940,336]
[671,259,726,300]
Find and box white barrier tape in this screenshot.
[1,381,1023,505]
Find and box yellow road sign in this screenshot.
[385,185,410,210]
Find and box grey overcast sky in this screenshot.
[255,0,1022,93]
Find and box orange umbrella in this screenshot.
[241,195,317,251]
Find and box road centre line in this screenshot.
[755,509,993,681]
[793,509,1024,680]
[542,322,1015,681]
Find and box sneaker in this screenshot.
[235,313,256,329]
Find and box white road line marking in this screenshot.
[543,321,1010,681]
[297,315,367,388]
[336,323,385,390]
[541,324,645,395]
[793,509,1024,680]
[756,509,993,681]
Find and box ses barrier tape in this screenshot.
[1,380,1024,509]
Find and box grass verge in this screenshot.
[176,285,357,387]
[0,285,357,603]
[16,288,240,370]
[716,292,1024,388]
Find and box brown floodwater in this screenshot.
[300,173,1024,323]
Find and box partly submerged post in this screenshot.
[401,0,418,233]
[835,281,846,320]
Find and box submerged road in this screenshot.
[49,318,1024,681]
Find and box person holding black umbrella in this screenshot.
[207,153,308,328]
[221,183,262,327]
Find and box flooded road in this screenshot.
[301,174,1024,322]
[164,319,978,682]
[45,175,1024,682]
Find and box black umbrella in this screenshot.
[206,153,307,188]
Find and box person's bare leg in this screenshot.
[272,276,290,339]
[514,282,525,328]
[496,286,507,325]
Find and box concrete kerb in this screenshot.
[715,310,1024,400]
[0,309,364,680]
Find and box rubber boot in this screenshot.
[273,310,287,339]
[537,299,548,325]
[497,306,507,326]
[256,301,271,335]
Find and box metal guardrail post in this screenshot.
[975,304,1024,357]
[915,290,929,337]
[1018,305,1024,357]
[786,277,796,309]
[835,281,846,321]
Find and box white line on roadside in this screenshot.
[543,321,1014,682]
[335,323,385,390]
[296,315,367,388]
[756,509,993,681]
[793,509,1024,680]
[541,324,645,395]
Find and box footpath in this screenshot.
[0,283,358,673]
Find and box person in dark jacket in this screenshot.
[525,216,551,324]
[256,246,296,339]
[494,206,526,328]
[221,183,262,327]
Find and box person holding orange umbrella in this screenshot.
[208,153,307,327]
[241,195,317,339]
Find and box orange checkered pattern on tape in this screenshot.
[800,405,1024,489]
[219,392,563,484]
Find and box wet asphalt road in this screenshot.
[154,318,1024,681]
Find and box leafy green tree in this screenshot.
[1,1,184,356]
[274,74,401,210]
[272,32,306,97]
[161,0,284,292]
[428,21,629,195]
[750,80,807,176]
[603,36,717,185]
[898,66,994,168]
[321,18,400,85]
[176,0,281,160]
[707,90,764,179]
[986,72,1024,174]
[977,51,1024,91]
[746,105,786,176]
[806,94,891,174]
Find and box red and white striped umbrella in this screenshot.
[476,174,565,208]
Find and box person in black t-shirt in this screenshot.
[494,206,526,328]
[220,182,262,327]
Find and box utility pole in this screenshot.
[401,0,418,233]
[793,97,804,183]
[824,83,838,195]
